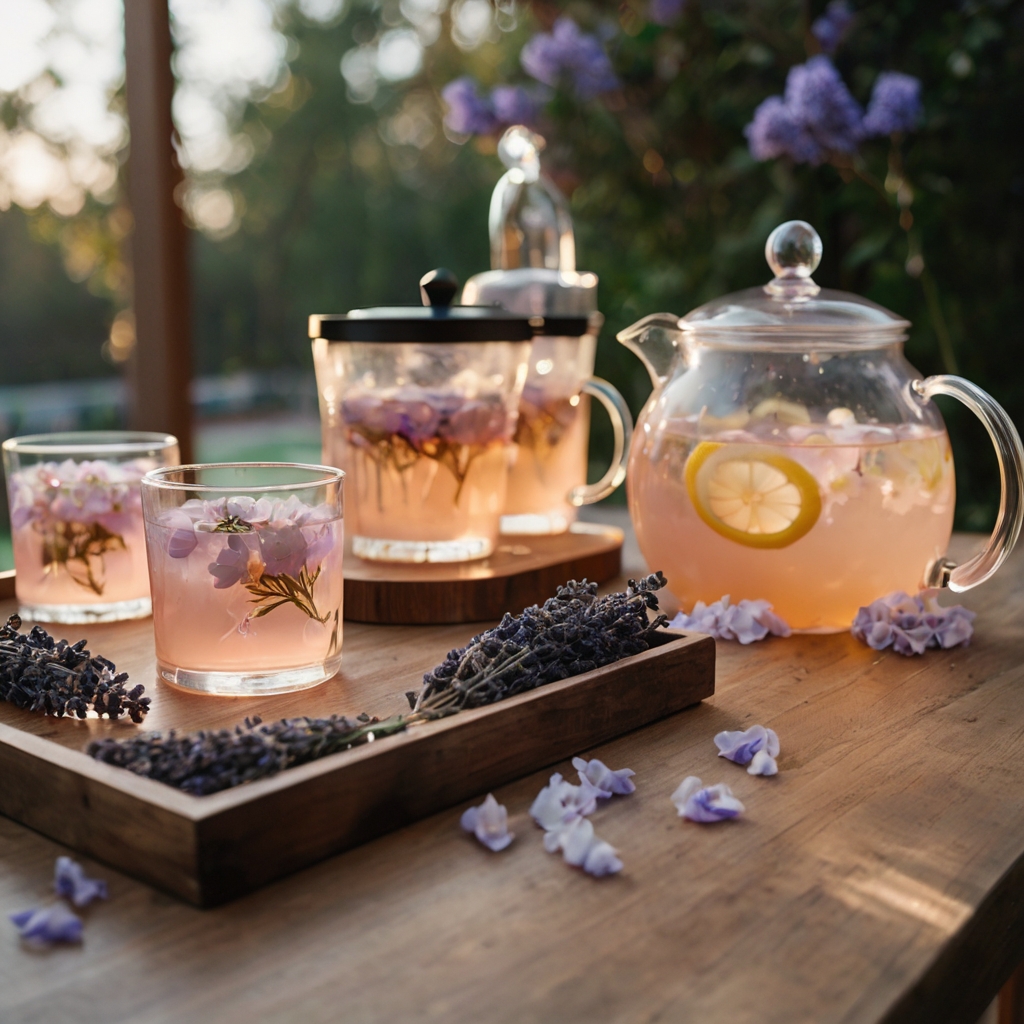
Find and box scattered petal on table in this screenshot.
[672,776,745,823]
[10,904,83,945]
[572,756,636,796]
[715,725,780,765]
[529,772,599,830]
[54,856,108,908]
[748,749,779,777]
[460,794,514,852]
[544,817,623,877]
[670,596,791,643]
[851,591,975,656]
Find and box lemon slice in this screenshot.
[685,442,821,549]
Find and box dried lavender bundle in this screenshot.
[411,572,669,718]
[87,713,407,795]
[0,615,150,722]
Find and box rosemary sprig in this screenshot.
[0,615,149,722]
[244,565,326,623]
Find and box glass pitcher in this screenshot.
[618,221,1024,632]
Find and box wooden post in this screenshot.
[123,0,193,462]
[1000,961,1024,1024]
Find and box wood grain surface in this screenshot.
[2,532,1023,1024]
[343,522,623,623]
[0,584,713,905]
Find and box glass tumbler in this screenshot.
[141,463,344,696]
[2,431,180,623]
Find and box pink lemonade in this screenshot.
[6,458,154,621]
[503,386,590,534]
[144,494,343,692]
[333,389,516,562]
[629,419,956,632]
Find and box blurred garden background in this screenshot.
[0,0,1021,567]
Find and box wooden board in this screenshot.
[343,522,623,624]
[0,599,714,907]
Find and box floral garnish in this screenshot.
[341,390,514,502]
[7,459,148,595]
[715,724,780,777]
[9,904,83,946]
[543,816,623,877]
[54,857,108,907]
[851,591,975,656]
[572,756,636,796]
[460,794,514,852]
[514,385,580,463]
[413,573,669,717]
[0,615,149,721]
[671,777,745,823]
[669,596,790,644]
[159,495,337,626]
[87,713,406,796]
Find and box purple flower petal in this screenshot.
[442,76,497,136]
[520,18,619,100]
[670,596,791,643]
[572,756,636,796]
[460,794,514,852]
[672,776,745,823]
[714,724,779,764]
[851,591,974,655]
[54,856,108,908]
[544,817,623,876]
[863,71,922,136]
[10,904,83,945]
[529,771,599,829]
[748,750,779,777]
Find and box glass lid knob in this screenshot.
[764,220,822,299]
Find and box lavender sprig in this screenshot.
[87,713,407,795]
[0,615,149,722]
[411,573,669,717]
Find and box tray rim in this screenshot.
[0,627,706,823]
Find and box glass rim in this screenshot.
[142,461,345,493]
[2,431,179,457]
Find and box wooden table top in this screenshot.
[2,530,1022,1024]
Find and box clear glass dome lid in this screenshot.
[680,221,910,344]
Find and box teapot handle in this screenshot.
[913,375,1024,591]
[568,377,633,506]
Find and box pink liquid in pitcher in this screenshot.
[630,418,955,632]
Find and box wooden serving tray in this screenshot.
[343,522,623,624]
[0,597,714,907]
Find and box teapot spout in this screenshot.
[616,313,682,387]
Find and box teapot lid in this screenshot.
[308,269,535,343]
[680,221,909,344]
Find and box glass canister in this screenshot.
[311,270,533,562]
[2,431,180,623]
[461,125,632,535]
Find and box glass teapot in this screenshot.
[618,221,1024,632]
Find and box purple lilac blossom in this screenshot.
[54,857,108,908]
[529,771,600,830]
[648,0,686,26]
[572,756,636,796]
[669,596,791,644]
[543,817,623,876]
[862,72,922,136]
[342,391,512,447]
[671,776,745,823]
[460,794,514,852]
[851,591,975,656]
[491,85,541,126]
[442,77,498,136]
[714,724,780,766]
[8,458,147,535]
[811,1,854,56]
[10,904,83,945]
[520,18,619,100]
[745,55,864,163]
[258,522,308,578]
